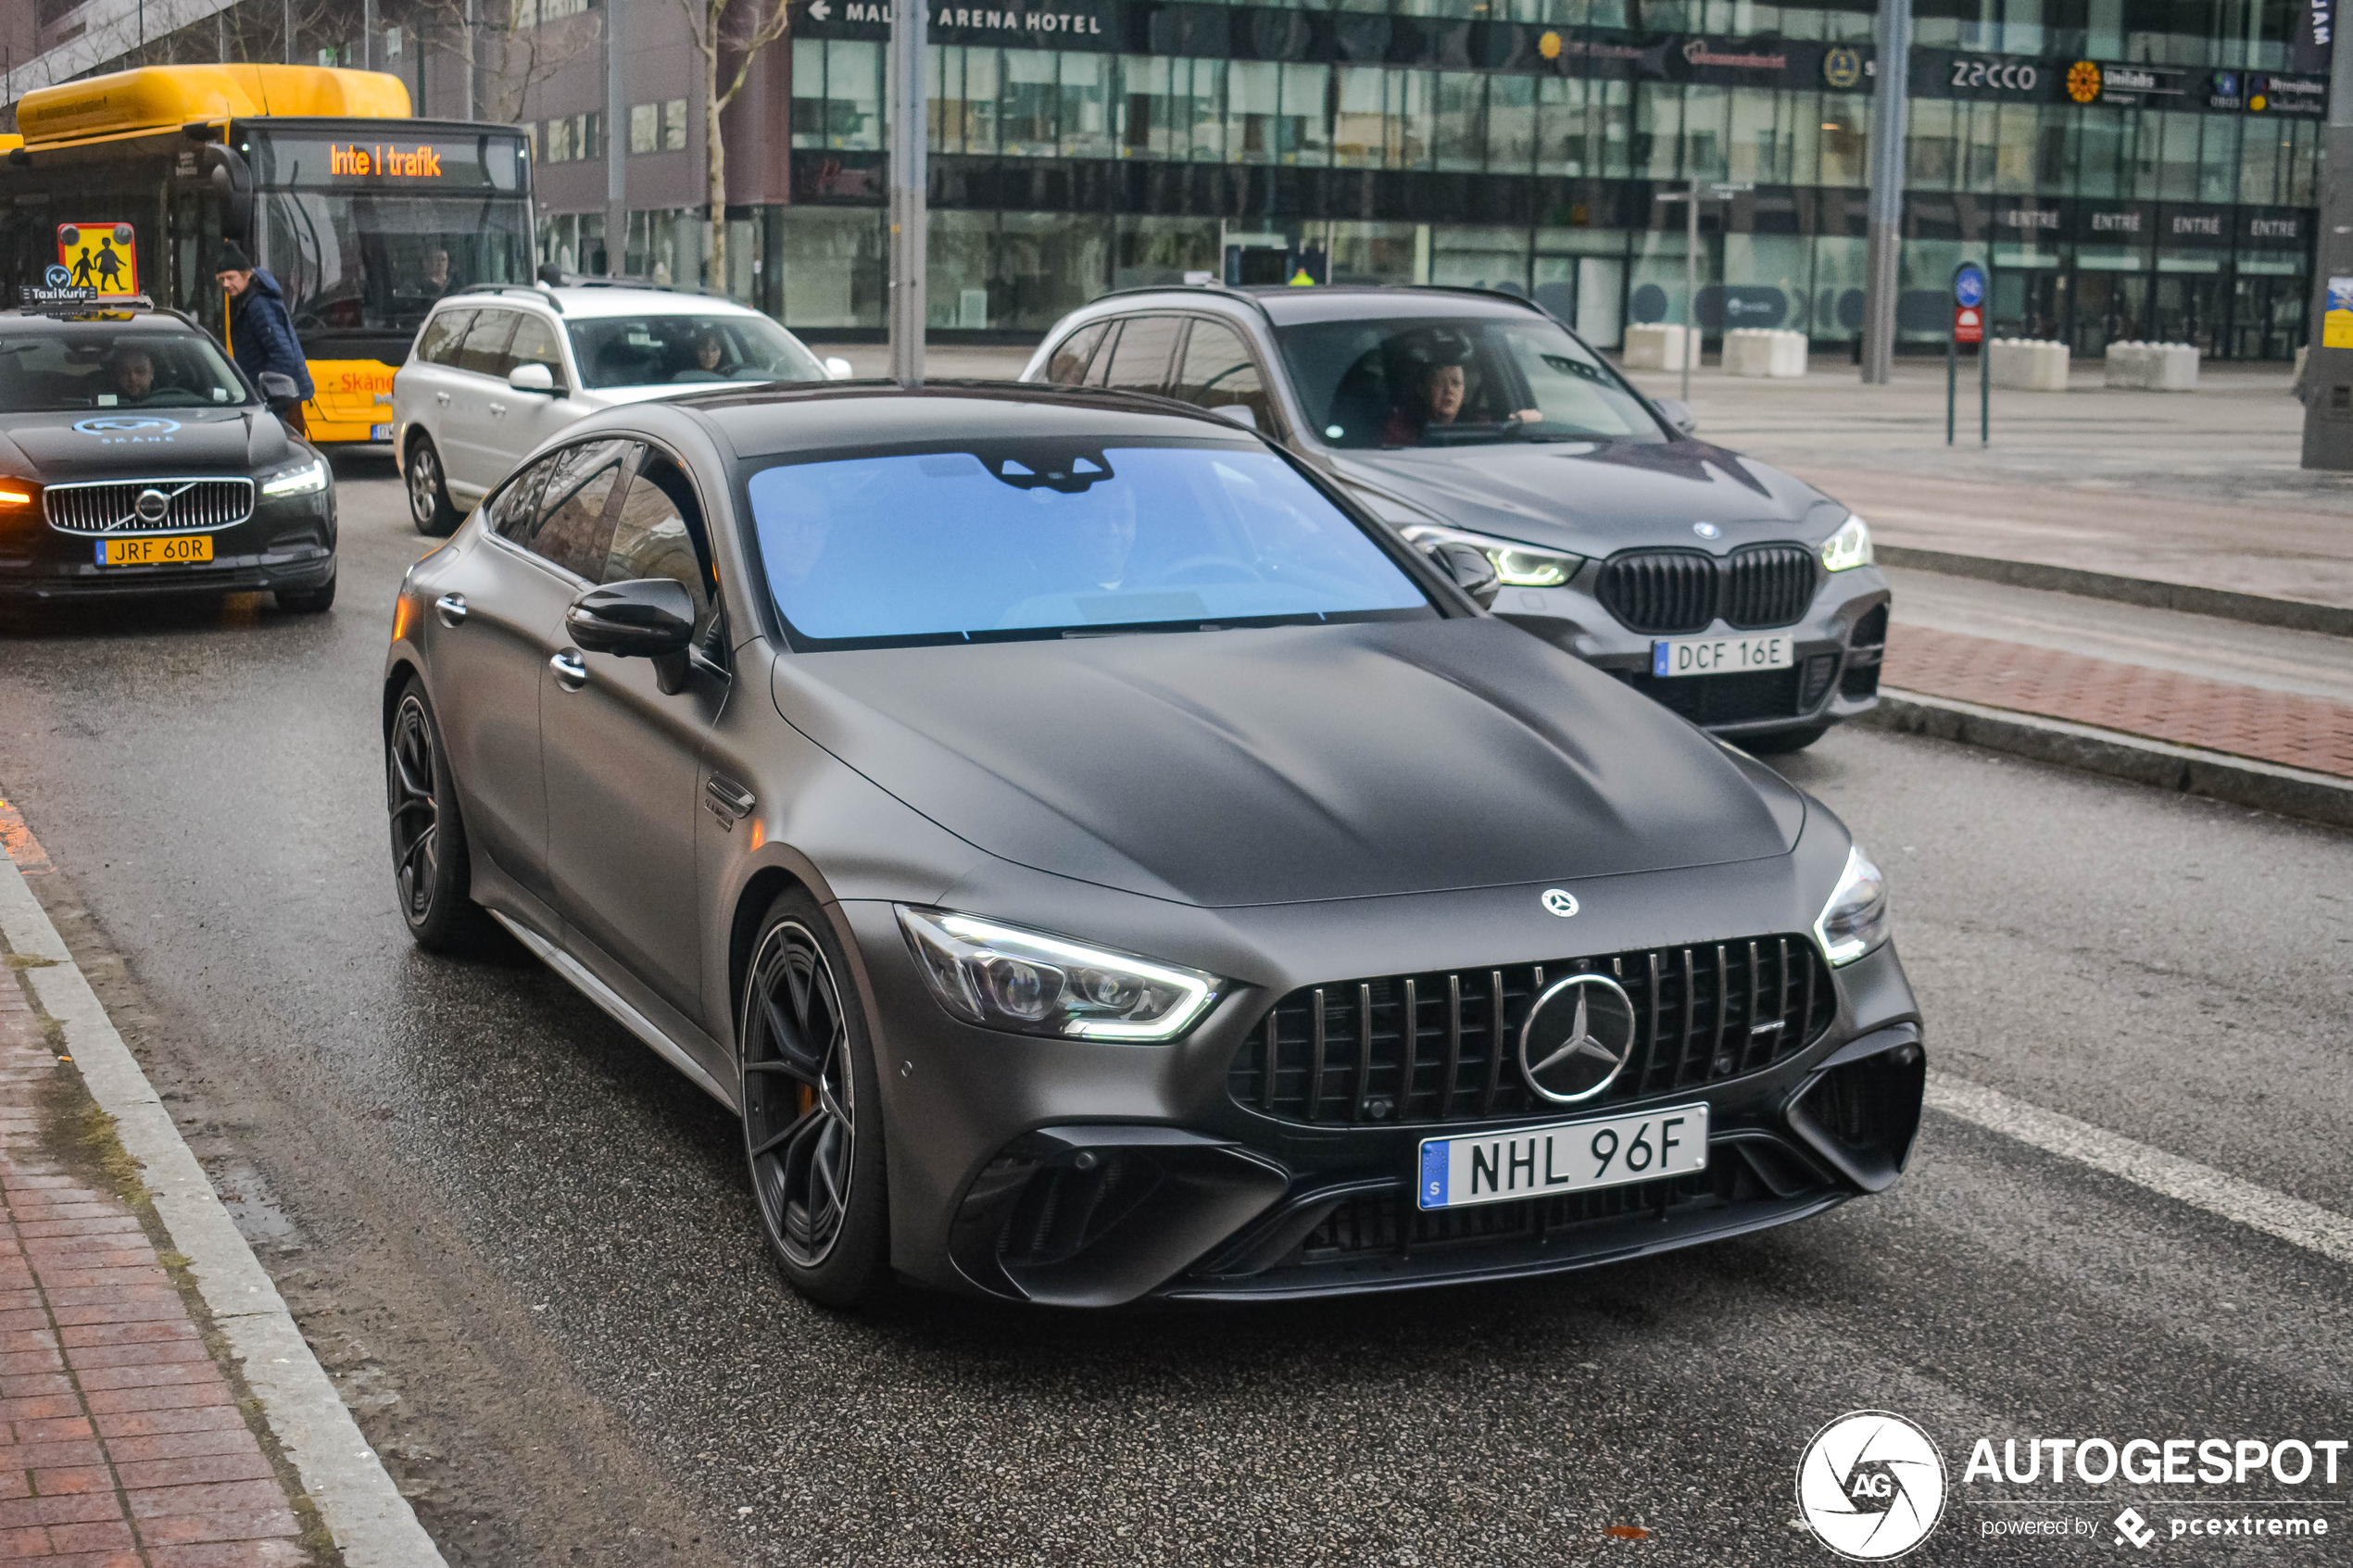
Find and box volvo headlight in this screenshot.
[1813,846,1890,967]
[261,457,329,497]
[897,907,1222,1042]
[1398,523,1584,588]
[1820,512,1873,572]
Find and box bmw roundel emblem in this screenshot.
[44,264,70,288]
[1692,521,1722,539]
[73,416,180,435]
[1541,888,1579,918]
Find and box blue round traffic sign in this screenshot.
[1954,264,1987,307]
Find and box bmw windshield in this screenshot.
[749,440,1438,648]
[1278,315,1668,449]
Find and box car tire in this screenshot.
[406,436,461,536]
[276,577,335,614]
[385,680,492,954]
[1744,723,1831,755]
[739,889,889,1308]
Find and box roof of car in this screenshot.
[437,282,770,320]
[1076,282,1554,330]
[0,305,203,332]
[667,380,1265,459]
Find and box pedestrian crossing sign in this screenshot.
[57,223,139,297]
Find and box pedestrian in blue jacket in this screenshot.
[215,243,315,436]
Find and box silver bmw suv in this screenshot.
[391,282,847,533]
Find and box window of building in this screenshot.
[1060,52,1114,158]
[546,116,573,162]
[665,99,688,150]
[1003,49,1060,156]
[1633,83,1684,180]
[1334,66,1388,168]
[791,39,883,150]
[630,103,659,155]
[1818,94,1868,187]
[1433,71,1487,172]
[1282,63,1331,165]
[1681,85,1727,182]
[1228,61,1279,164]
[1726,86,1793,185]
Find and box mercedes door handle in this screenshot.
[434,592,467,627]
[548,649,587,690]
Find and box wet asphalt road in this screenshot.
[0,459,2347,1567]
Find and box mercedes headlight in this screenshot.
[1813,846,1890,967]
[1398,523,1584,588]
[261,457,329,497]
[897,907,1222,1042]
[1820,513,1872,572]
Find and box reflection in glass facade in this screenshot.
[778,0,2324,358]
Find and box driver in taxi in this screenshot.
[106,347,157,404]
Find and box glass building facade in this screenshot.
[780,0,2328,358]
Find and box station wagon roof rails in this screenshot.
[1084,282,1277,324]
[451,282,563,313]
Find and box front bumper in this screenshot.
[0,492,337,603]
[1495,564,1892,741]
[840,860,1925,1308]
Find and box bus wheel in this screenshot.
[407,437,460,535]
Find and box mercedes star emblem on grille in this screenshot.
[133,488,170,523]
[1541,888,1579,917]
[1518,972,1637,1103]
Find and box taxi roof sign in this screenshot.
[15,64,411,145]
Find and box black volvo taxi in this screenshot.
[0,299,336,611]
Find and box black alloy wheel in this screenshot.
[407,437,460,535]
[385,683,488,953]
[740,893,887,1305]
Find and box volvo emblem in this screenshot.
[1518,972,1637,1104]
[133,488,170,523]
[1540,888,1579,917]
[1692,521,1722,539]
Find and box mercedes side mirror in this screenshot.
[258,371,299,411]
[566,578,698,694]
[508,361,558,395]
[824,356,855,381]
[1655,396,1698,437]
[1425,540,1500,608]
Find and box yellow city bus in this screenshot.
[0,64,534,443]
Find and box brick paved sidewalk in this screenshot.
[1882,624,2353,782]
[0,963,315,1566]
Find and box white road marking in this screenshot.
[1929,1072,2353,1268]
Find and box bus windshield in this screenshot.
[263,190,532,338]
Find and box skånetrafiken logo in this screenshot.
[1797,1411,1948,1560]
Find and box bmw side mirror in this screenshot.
[1425,540,1500,609]
[1655,396,1698,437]
[508,361,559,395]
[258,370,299,411]
[824,356,855,381]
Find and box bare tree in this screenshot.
[407,0,598,126]
[674,0,792,294]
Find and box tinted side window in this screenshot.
[508,314,568,389]
[602,452,715,638]
[1043,321,1107,386]
[454,308,518,377]
[416,308,474,366]
[1082,320,1122,387]
[1173,320,1272,431]
[484,454,555,540]
[1099,315,1181,395]
[513,439,632,578]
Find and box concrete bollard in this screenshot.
[1723,328,1807,378]
[1988,337,2070,392]
[1623,322,1696,370]
[2104,341,2200,391]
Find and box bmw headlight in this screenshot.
[1398,523,1584,588]
[1813,846,1890,967]
[897,907,1222,1042]
[1820,512,1873,572]
[261,457,329,497]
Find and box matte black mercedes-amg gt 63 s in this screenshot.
[384,383,1925,1308]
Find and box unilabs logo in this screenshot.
[329,144,447,178]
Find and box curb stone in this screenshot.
[0,823,449,1568]
[1877,544,2353,638]
[1861,687,2353,833]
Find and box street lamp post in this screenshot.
[887,0,927,386]
[1861,0,1913,384]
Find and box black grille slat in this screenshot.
[1722,545,1819,629]
[1599,544,1819,636]
[1230,935,1835,1127]
[43,477,256,535]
